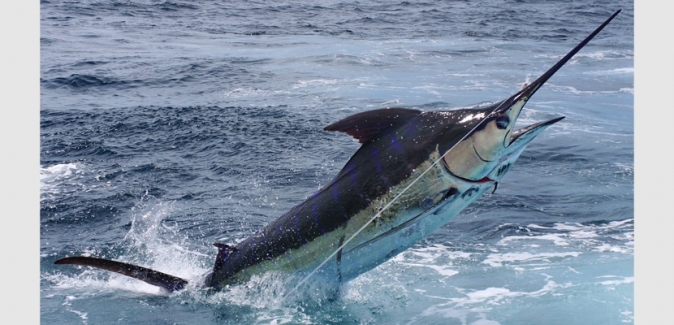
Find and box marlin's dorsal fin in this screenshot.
[324,108,422,143]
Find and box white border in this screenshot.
[635,1,671,324]
[0,0,39,323]
[3,1,648,324]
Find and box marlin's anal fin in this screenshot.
[324,107,422,143]
[54,256,188,292]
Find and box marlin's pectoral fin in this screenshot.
[54,256,188,292]
[324,107,422,143]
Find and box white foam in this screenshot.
[547,84,624,95]
[413,84,444,96]
[465,287,511,301]
[541,50,627,62]
[606,219,634,228]
[399,262,459,277]
[546,223,582,231]
[357,82,377,88]
[222,87,265,98]
[598,276,634,286]
[41,163,79,183]
[621,310,634,323]
[422,280,571,314]
[483,252,581,267]
[613,162,634,174]
[470,319,501,325]
[574,50,607,60]
[497,220,634,260]
[62,295,89,324]
[40,163,88,201]
[380,98,402,106]
[387,245,471,278]
[527,220,633,234]
[568,230,599,239]
[291,78,341,89]
[448,73,484,77]
[584,67,634,75]
[593,244,630,254]
[498,233,570,246]
[395,244,472,263]
[41,163,80,188]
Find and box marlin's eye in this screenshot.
[495,116,510,129]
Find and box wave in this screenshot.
[41,74,142,90]
[497,219,634,253]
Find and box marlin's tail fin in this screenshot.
[55,256,188,292]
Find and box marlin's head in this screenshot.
[439,83,565,182]
[437,9,620,182]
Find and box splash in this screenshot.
[47,196,210,295]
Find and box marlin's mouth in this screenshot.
[509,116,566,145]
[472,143,493,163]
[444,163,494,184]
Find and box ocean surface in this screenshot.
[40,1,634,324]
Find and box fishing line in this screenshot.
[286,97,519,296]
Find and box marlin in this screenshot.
[55,10,621,293]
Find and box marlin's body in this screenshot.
[55,10,621,293]
[204,107,562,288]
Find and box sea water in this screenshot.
[41,1,633,324]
